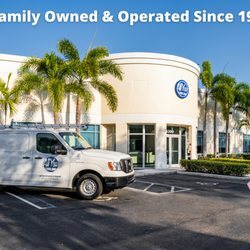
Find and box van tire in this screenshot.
[76,174,103,200]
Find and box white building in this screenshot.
[0,52,249,169]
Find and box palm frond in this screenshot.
[91,79,118,112]
[58,39,80,61]
[18,57,42,74]
[99,60,123,80]
[86,47,109,61]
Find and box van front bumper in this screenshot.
[104,173,135,190]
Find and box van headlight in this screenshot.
[108,161,121,171]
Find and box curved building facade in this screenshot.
[101,53,200,168]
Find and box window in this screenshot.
[243,134,250,153]
[181,128,186,159]
[59,132,91,150]
[128,124,155,168]
[219,132,230,154]
[197,131,203,154]
[80,125,100,149]
[37,133,66,154]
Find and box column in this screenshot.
[155,123,167,169]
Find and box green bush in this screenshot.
[219,154,250,160]
[180,159,250,177]
[209,158,250,165]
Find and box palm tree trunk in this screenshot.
[39,93,45,124]
[203,91,208,156]
[225,116,229,157]
[54,111,59,125]
[66,93,70,127]
[75,95,81,134]
[213,101,217,157]
[4,104,7,126]
[41,103,45,124]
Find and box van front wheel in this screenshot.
[76,174,103,200]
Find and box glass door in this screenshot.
[128,125,155,168]
[166,136,180,167]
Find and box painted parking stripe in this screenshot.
[136,180,192,191]
[5,191,56,210]
[127,180,192,194]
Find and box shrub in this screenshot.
[209,158,250,165]
[219,154,250,160]
[180,159,250,177]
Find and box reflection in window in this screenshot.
[197,131,203,154]
[243,134,250,153]
[219,132,230,154]
[128,124,155,168]
[80,125,100,149]
[37,133,66,154]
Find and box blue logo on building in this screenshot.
[44,157,58,172]
[175,80,189,99]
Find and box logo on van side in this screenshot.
[175,80,189,99]
[44,157,58,172]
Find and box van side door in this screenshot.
[0,132,33,185]
[32,132,70,188]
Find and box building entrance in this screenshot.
[166,136,180,167]
[166,126,187,167]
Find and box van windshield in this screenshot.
[59,132,92,150]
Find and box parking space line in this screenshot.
[136,180,192,190]
[127,180,192,195]
[143,183,154,191]
[5,191,56,210]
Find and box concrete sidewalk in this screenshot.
[135,168,250,180]
[135,168,179,176]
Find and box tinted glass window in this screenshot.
[129,125,143,134]
[197,130,203,154]
[37,133,66,154]
[243,134,250,153]
[219,132,230,154]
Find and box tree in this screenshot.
[58,39,123,130]
[0,73,20,125]
[16,72,48,124]
[19,52,69,124]
[234,83,250,129]
[200,61,213,156]
[211,74,237,157]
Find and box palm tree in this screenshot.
[200,61,213,156]
[211,73,229,157]
[58,39,123,130]
[19,52,70,124]
[16,72,48,124]
[211,74,237,157]
[0,73,20,125]
[235,83,250,129]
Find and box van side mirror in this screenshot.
[51,145,67,155]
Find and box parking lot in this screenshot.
[0,173,250,250]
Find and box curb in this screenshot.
[135,170,178,177]
[177,170,250,181]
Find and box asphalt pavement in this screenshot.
[0,173,249,250]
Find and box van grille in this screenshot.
[120,158,133,173]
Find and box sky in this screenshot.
[1,0,250,84]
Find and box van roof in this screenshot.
[0,128,77,133]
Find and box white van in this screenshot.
[0,128,134,199]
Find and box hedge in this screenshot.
[198,154,250,160]
[209,158,250,165]
[180,159,250,177]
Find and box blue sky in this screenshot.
[1,0,250,84]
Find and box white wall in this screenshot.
[0,54,101,125]
[102,53,200,167]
